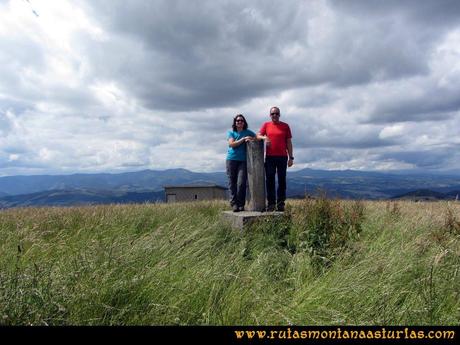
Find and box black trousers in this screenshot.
[226,160,247,207]
[265,155,288,207]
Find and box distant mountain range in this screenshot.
[0,189,165,208]
[0,168,227,195]
[391,189,460,201]
[1,168,460,208]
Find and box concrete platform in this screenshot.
[221,210,285,230]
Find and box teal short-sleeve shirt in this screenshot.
[226,129,256,161]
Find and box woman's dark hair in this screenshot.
[232,114,248,131]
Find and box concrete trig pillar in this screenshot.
[246,140,266,211]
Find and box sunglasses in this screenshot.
[270,112,280,116]
[236,119,244,122]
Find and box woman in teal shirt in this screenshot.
[226,114,256,212]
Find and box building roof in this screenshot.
[164,184,227,190]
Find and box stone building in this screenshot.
[164,184,228,203]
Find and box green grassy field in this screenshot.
[0,198,459,325]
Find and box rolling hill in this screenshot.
[0,189,164,208]
[392,189,460,201]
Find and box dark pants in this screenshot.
[226,160,247,207]
[265,155,288,208]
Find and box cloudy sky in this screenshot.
[1,0,460,176]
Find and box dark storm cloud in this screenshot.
[379,145,460,169]
[327,0,460,124]
[366,84,460,123]
[77,0,460,114]
[294,125,397,149]
[328,0,460,27]
[80,0,311,110]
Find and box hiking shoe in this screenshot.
[232,204,240,212]
[277,204,285,212]
[238,206,245,212]
[266,204,276,212]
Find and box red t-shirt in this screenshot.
[259,121,292,156]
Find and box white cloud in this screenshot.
[379,124,405,139]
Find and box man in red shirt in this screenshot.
[257,106,294,212]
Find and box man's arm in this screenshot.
[256,133,265,140]
[257,133,271,146]
[256,123,270,145]
[287,138,293,167]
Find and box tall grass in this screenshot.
[0,198,459,325]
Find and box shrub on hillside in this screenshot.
[288,195,365,271]
[444,204,460,235]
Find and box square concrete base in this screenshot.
[221,210,285,230]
